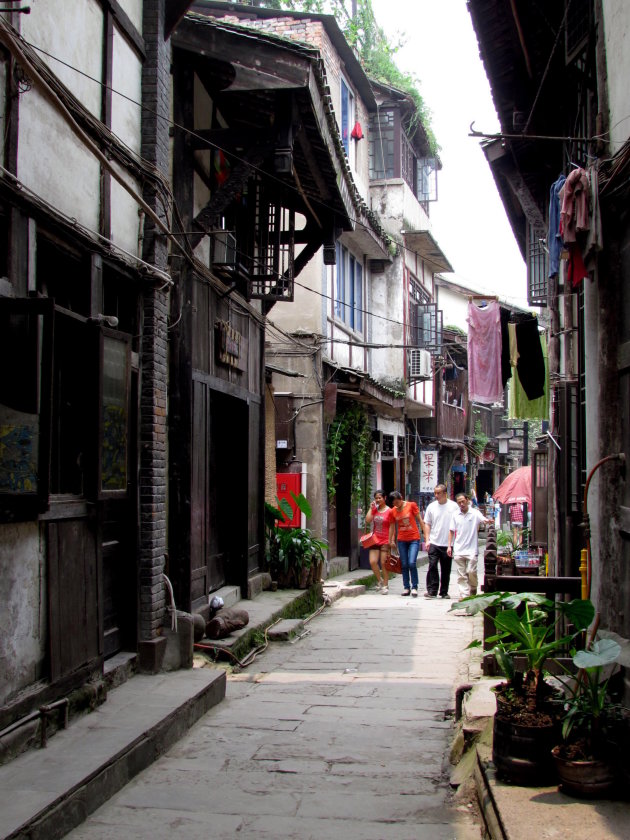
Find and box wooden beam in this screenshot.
[165,0,194,39]
[296,124,331,201]
[190,143,271,250]
[100,10,113,241]
[190,128,269,152]
[102,0,145,59]
[173,19,310,91]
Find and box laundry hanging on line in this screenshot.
[467,300,503,404]
[466,302,547,411]
[509,332,549,421]
[547,165,603,288]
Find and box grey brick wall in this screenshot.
[139,0,171,641]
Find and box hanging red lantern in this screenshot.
[351,121,363,140]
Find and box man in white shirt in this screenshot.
[447,493,492,598]
[423,484,460,599]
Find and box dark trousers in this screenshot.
[426,544,452,596]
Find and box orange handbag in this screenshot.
[360,532,379,549]
[384,553,402,574]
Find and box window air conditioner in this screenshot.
[407,348,432,380]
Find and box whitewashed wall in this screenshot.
[603,0,630,155]
[19,1,103,230]
[0,523,46,703]
[110,27,143,255]
[120,0,143,34]
[436,285,470,332]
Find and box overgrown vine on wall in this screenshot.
[326,404,372,508]
[471,418,489,458]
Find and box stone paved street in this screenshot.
[65,573,483,840]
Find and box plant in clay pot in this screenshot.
[264,493,327,589]
[451,591,595,784]
[552,637,627,797]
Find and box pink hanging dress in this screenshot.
[467,301,503,404]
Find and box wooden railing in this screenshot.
[437,401,466,441]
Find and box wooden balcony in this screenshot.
[437,400,466,441]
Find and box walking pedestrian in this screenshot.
[364,490,393,594]
[389,490,424,597]
[447,493,492,598]
[423,484,459,599]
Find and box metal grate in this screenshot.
[248,181,295,301]
[527,222,548,307]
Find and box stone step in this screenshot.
[327,555,350,577]
[0,669,226,840]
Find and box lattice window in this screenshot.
[248,180,295,302]
[382,434,395,458]
[409,275,443,355]
[369,109,395,179]
[527,222,548,307]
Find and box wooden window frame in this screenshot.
[0,297,54,521]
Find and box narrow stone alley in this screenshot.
[64,573,484,840]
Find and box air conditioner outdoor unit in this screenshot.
[407,348,432,380]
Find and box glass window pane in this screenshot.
[101,336,128,492]
[0,310,42,495]
[355,261,363,332]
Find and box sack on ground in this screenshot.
[205,608,250,639]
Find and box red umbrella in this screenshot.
[493,466,532,505]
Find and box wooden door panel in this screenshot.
[48,517,101,681]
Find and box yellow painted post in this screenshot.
[579,548,588,600]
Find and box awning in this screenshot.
[402,230,453,273]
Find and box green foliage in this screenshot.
[559,638,624,753]
[272,0,438,153]
[455,592,595,712]
[264,493,327,582]
[470,418,489,458]
[326,403,372,507]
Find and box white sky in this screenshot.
[369,0,529,308]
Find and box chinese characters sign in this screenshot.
[419,450,438,493]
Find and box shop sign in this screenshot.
[420,450,438,492]
[216,320,246,371]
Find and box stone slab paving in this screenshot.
[64,571,483,840]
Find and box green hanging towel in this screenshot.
[509,333,549,420]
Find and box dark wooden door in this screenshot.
[99,334,137,658]
[208,390,249,595]
[48,515,101,680]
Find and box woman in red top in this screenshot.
[389,490,424,597]
[364,490,393,594]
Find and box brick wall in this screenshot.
[138,0,171,643]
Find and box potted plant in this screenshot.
[452,591,595,784]
[552,637,625,798]
[265,493,327,589]
[495,530,516,575]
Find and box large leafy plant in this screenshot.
[265,492,328,577]
[452,592,595,712]
[558,638,624,757]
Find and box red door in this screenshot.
[276,473,301,528]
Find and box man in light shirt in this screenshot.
[423,484,459,599]
[447,493,492,598]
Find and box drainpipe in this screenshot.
[301,461,307,529]
[581,453,626,598]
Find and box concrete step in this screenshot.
[212,585,241,609]
[0,668,226,840]
[328,555,350,577]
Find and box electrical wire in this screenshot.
[12,19,467,280]
[2,15,535,356]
